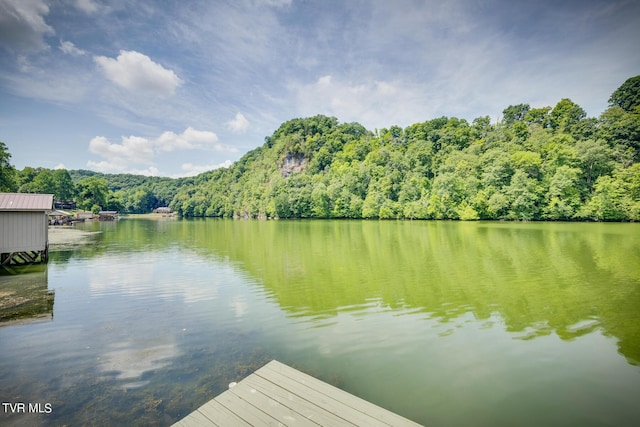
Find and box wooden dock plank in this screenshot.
[172,360,422,427]
[172,408,221,427]
[215,388,283,426]
[197,398,251,426]
[227,379,319,426]
[255,364,386,426]
[241,373,357,426]
[261,361,421,426]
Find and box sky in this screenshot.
[0,0,639,178]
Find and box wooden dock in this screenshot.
[173,360,422,426]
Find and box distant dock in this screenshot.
[173,360,422,426]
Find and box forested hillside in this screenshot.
[0,161,183,214]
[169,76,640,221]
[68,170,183,213]
[1,76,639,220]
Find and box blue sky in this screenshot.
[1,0,639,177]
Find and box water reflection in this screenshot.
[70,218,640,366]
[0,265,54,326]
[100,340,180,389]
[0,228,272,425]
[170,220,640,366]
[1,218,639,426]
[85,251,221,303]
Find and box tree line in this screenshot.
[0,159,182,214]
[168,76,640,221]
[1,75,639,220]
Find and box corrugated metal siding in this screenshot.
[0,211,47,252]
[0,193,54,211]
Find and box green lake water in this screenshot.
[1,219,639,426]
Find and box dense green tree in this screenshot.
[472,115,492,139]
[579,175,629,220]
[608,75,640,113]
[544,166,582,219]
[486,190,509,219]
[575,139,614,190]
[106,191,125,212]
[481,149,513,189]
[524,107,551,127]
[0,141,17,192]
[456,200,480,220]
[502,104,530,125]
[362,187,384,218]
[16,167,38,191]
[69,169,184,213]
[30,169,56,195]
[52,169,75,201]
[598,106,640,159]
[550,98,586,133]
[506,170,541,220]
[617,163,640,200]
[439,117,473,150]
[76,177,109,211]
[510,151,542,179]
[540,134,578,172]
[310,182,330,218]
[403,195,430,220]
[378,199,400,219]
[127,187,157,213]
[429,172,467,219]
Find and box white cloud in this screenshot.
[227,112,250,133]
[85,159,120,173]
[87,128,235,175]
[155,127,237,153]
[258,0,293,7]
[89,135,155,163]
[291,75,428,129]
[0,0,54,51]
[59,40,86,56]
[73,0,99,14]
[87,134,157,174]
[179,160,233,177]
[182,127,218,143]
[129,166,160,176]
[86,159,160,176]
[94,50,183,96]
[54,163,67,170]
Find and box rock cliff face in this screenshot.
[281,152,307,177]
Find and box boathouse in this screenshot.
[0,193,54,269]
[98,211,118,221]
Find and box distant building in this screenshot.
[54,200,77,210]
[98,211,118,221]
[48,210,73,225]
[76,212,94,220]
[154,207,172,214]
[0,193,54,270]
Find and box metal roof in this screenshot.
[0,193,54,211]
[49,209,72,217]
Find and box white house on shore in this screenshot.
[0,193,54,269]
